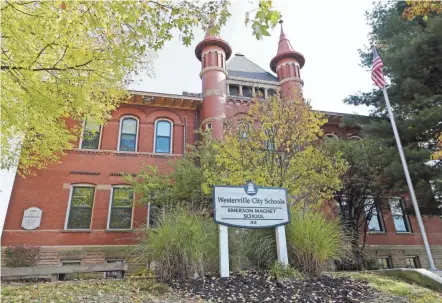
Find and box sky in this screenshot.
[0,0,376,232]
[130,0,375,115]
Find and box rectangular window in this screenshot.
[365,199,384,232]
[405,256,420,268]
[60,260,82,280]
[389,198,411,232]
[108,187,133,230]
[80,120,101,149]
[105,259,125,279]
[148,203,164,229]
[242,86,253,97]
[229,85,240,96]
[255,87,265,98]
[377,257,392,269]
[66,186,95,229]
[268,89,277,97]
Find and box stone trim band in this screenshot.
[199,66,228,78]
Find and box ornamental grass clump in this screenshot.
[135,207,218,281]
[286,206,351,277]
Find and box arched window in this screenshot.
[154,120,172,153]
[118,117,138,152]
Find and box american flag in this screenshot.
[372,47,386,88]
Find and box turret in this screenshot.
[270,21,305,101]
[195,25,232,139]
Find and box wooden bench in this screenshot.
[1,262,128,282]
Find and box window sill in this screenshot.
[62,229,91,233]
[368,231,387,235]
[105,229,134,233]
[396,231,412,235]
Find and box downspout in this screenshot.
[183,116,187,158]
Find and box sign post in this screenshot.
[213,182,290,277]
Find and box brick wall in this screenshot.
[1,103,197,247]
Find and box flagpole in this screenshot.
[382,87,437,271]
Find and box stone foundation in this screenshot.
[365,245,442,269]
[1,245,145,273]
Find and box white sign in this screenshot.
[21,207,42,230]
[214,182,290,277]
[213,183,289,228]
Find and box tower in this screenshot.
[270,21,305,101]
[195,25,232,139]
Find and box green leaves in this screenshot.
[346,2,442,211]
[246,0,281,40]
[1,0,231,174]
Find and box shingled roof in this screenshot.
[226,53,278,83]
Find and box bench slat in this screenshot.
[2,263,128,277]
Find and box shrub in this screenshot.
[243,228,276,269]
[269,261,303,281]
[134,207,218,280]
[4,244,40,267]
[286,206,350,277]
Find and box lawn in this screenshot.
[1,278,193,303]
[334,271,442,303]
[1,272,441,303]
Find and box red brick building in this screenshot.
[2,24,441,270]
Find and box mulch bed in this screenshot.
[170,271,382,303]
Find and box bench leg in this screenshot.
[51,274,58,282]
[116,271,124,279]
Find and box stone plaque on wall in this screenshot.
[21,207,42,230]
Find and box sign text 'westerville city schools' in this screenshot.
[213,183,289,228]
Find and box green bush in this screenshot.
[134,207,218,280]
[243,228,276,269]
[269,261,303,281]
[4,244,40,267]
[286,206,350,277]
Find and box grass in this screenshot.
[286,207,351,276]
[334,271,442,303]
[1,278,178,303]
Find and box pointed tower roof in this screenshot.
[270,20,305,72]
[195,24,232,62]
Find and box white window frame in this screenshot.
[79,119,103,150]
[107,185,134,231]
[389,197,411,233]
[153,119,173,154]
[117,116,139,152]
[365,198,385,233]
[64,184,96,230]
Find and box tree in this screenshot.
[1,0,281,175]
[322,138,395,268]
[345,1,442,213]
[125,136,215,212]
[205,97,347,205]
[403,1,442,20]
[128,96,347,212]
